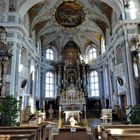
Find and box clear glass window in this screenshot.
[90,71,99,97]
[46,48,54,60]
[45,72,55,98]
[89,47,97,60]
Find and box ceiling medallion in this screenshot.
[55,1,85,28]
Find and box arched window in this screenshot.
[45,72,55,98]
[46,48,54,60]
[90,71,99,97]
[129,1,136,20]
[133,60,138,78]
[101,36,105,54]
[88,47,97,60]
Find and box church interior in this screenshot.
[0,0,140,140]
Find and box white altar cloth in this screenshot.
[63,110,82,123]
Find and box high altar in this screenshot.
[59,83,86,110]
[57,41,88,123]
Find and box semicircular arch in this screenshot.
[18,0,123,19]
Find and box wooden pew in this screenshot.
[98,125,140,140]
[0,132,37,140]
[0,122,49,140]
[0,128,38,140]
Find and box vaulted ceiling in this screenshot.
[28,0,114,53]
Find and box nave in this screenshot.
[0,0,140,139]
[1,116,140,140]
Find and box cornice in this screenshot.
[0,23,29,37]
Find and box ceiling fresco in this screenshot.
[28,0,115,53]
[55,1,85,28]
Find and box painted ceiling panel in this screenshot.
[27,0,116,51]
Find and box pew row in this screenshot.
[0,122,49,140]
[98,124,140,140]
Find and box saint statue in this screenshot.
[19,80,30,110]
[48,104,54,120]
[69,116,77,127]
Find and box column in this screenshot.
[124,42,136,105]
[63,67,66,88]
[86,66,90,96]
[86,65,89,94]
[99,67,105,108]
[107,63,112,108]
[122,19,136,105]
[77,66,81,88]
[82,65,86,89]
[103,64,109,108]
[15,43,21,93]
[108,69,113,108]
[57,64,62,93]
[10,41,17,96]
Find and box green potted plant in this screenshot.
[0,95,20,126]
[127,104,140,124]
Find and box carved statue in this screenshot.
[20,80,30,110]
[48,104,54,120]
[69,116,77,126]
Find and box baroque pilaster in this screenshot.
[15,43,22,93]
[57,63,62,93]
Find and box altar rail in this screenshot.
[98,124,140,140]
[51,109,101,119]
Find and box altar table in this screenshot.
[63,110,82,123]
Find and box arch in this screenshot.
[18,0,123,19]
[18,0,44,18]
[100,0,124,17]
[45,44,58,61]
[101,36,106,54]
[85,44,99,63]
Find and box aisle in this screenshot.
[53,127,93,140]
[46,119,94,140]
